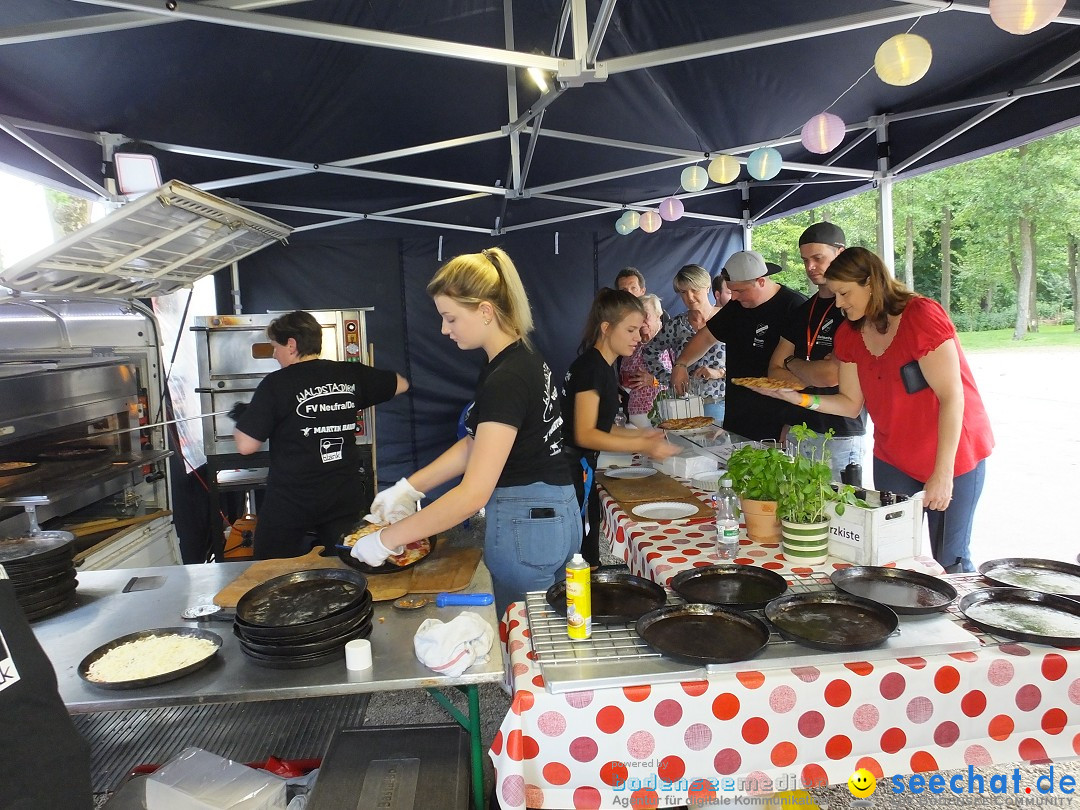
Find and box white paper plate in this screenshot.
[691,471,727,492]
[604,467,658,479]
[631,501,699,520]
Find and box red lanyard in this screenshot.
[804,296,832,360]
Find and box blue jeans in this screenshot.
[791,433,866,483]
[873,457,986,573]
[704,401,725,424]
[484,482,582,619]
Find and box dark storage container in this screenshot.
[307,723,470,810]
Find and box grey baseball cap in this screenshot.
[799,222,846,247]
[721,250,782,282]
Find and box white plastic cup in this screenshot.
[345,638,372,671]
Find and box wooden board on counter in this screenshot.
[213,540,483,607]
[597,469,697,504]
[622,495,713,523]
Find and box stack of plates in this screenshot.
[0,531,78,621]
[233,569,373,668]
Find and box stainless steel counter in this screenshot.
[34,560,504,713]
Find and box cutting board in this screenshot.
[212,541,483,607]
[597,469,697,504]
[622,495,712,523]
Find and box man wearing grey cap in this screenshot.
[768,222,866,481]
[671,250,806,440]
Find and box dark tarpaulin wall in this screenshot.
[223,223,743,488]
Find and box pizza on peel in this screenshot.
[658,415,715,430]
[342,522,433,567]
[731,376,805,391]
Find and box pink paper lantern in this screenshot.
[658,197,685,222]
[639,211,662,233]
[801,113,846,154]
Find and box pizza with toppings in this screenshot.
[0,461,37,475]
[342,523,433,568]
[658,415,715,431]
[731,376,805,391]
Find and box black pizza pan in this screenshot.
[238,625,373,669]
[959,588,1080,646]
[335,533,437,575]
[236,609,373,656]
[546,568,667,624]
[636,604,770,665]
[764,592,899,651]
[22,592,77,622]
[831,566,957,615]
[671,564,788,610]
[234,568,369,629]
[78,626,223,690]
[977,558,1080,598]
[0,531,75,567]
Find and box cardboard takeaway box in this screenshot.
[826,490,925,566]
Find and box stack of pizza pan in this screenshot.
[232,568,373,668]
[0,530,79,621]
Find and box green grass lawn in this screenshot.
[958,323,1080,351]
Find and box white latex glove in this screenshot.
[365,477,425,525]
[349,528,401,567]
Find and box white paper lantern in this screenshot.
[746,147,782,181]
[875,33,933,86]
[639,210,662,233]
[615,215,635,235]
[989,0,1065,34]
[658,197,685,222]
[680,165,709,193]
[707,155,740,184]
[800,112,846,154]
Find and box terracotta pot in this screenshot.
[781,518,831,565]
[740,498,781,543]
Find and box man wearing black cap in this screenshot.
[768,222,866,480]
[671,250,806,440]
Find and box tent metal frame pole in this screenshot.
[72,0,566,71]
[881,0,1080,26]
[528,156,699,195]
[604,6,931,74]
[531,192,742,225]
[586,0,619,65]
[886,75,1080,124]
[502,0,522,232]
[873,118,896,270]
[0,115,109,197]
[0,1,311,45]
[893,50,1080,174]
[740,183,752,250]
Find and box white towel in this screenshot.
[412,612,494,677]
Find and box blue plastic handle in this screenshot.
[436,592,494,607]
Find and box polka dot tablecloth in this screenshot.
[491,601,1080,809]
[598,483,944,585]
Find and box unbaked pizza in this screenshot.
[658,416,715,430]
[731,376,805,390]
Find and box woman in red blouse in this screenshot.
[757,247,993,572]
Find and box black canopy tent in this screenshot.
[1,0,1078,481]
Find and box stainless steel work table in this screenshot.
[34,560,504,810]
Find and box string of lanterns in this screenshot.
[615,0,1064,235]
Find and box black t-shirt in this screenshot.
[464,341,571,488]
[781,293,866,437]
[560,347,619,464]
[0,567,93,809]
[236,359,398,503]
[706,284,807,440]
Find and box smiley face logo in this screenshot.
[848,768,877,798]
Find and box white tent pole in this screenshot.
[0,116,109,197]
[740,183,752,250]
[873,117,896,272]
[881,0,1080,26]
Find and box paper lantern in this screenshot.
[800,112,846,154]
[746,147,782,181]
[658,197,685,222]
[989,0,1064,34]
[680,165,709,193]
[875,33,932,86]
[708,154,740,184]
[622,210,640,230]
[615,215,635,235]
[639,210,662,233]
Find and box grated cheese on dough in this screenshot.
[86,634,218,683]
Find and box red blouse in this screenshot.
[832,296,993,481]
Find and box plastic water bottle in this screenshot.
[565,553,592,640]
[614,408,627,428]
[714,478,740,560]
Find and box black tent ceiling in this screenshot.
[1,0,1079,238]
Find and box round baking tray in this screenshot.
[78,627,222,690]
